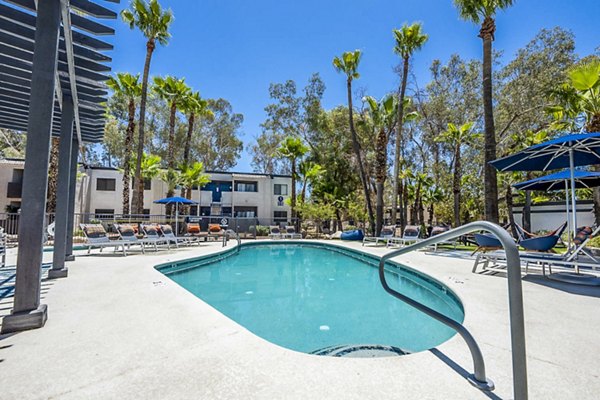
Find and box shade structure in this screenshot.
[154,196,198,205]
[513,170,600,191]
[493,133,600,282]
[154,197,198,235]
[490,132,600,172]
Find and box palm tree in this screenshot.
[277,136,308,220]
[179,161,211,215]
[107,72,142,215]
[548,60,600,221]
[362,94,399,235]
[413,172,433,226]
[391,22,428,225]
[153,76,191,174]
[160,168,182,216]
[333,50,375,233]
[454,0,514,224]
[121,0,173,214]
[298,160,324,204]
[181,91,212,167]
[435,122,480,227]
[422,186,444,227]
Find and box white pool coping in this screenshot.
[1,239,599,399]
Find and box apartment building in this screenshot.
[0,159,293,222]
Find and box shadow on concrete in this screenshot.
[429,348,504,400]
[523,275,600,298]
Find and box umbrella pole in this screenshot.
[569,149,580,273]
[175,203,179,236]
[565,180,571,252]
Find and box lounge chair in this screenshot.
[79,223,130,256]
[114,223,168,252]
[158,224,199,247]
[269,225,283,239]
[363,225,396,246]
[387,225,421,247]
[429,225,457,251]
[514,222,567,252]
[565,225,600,262]
[284,225,302,239]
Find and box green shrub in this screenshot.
[586,236,600,248]
[253,225,269,236]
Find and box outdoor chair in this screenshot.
[284,225,302,239]
[565,225,600,262]
[79,223,131,256]
[363,225,396,246]
[429,225,457,251]
[140,224,178,249]
[159,224,199,247]
[269,225,283,239]
[114,223,168,252]
[387,225,421,248]
[514,222,567,252]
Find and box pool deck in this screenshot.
[1,240,599,399]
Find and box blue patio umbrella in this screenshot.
[491,132,600,242]
[154,196,198,234]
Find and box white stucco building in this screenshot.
[0,159,293,223]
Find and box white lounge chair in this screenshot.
[284,225,302,239]
[363,225,396,246]
[269,226,283,239]
[157,224,198,247]
[114,223,169,252]
[80,223,131,256]
[387,225,421,248]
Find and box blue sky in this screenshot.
[107,0,599,172]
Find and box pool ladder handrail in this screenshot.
[378,221,527,399]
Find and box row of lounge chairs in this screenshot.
[268,225,302,239]
[79,222,226,256]
[363,225,455,249]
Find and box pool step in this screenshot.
[311,344,409,358]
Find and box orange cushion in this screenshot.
[187,223,200,234]
[209,224,221,233]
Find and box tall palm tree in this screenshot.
[277,136,308,220]
[333,50,375,233]
[153,76,191,176]
[121,0,173,214]
[180,91,212,167]
[422,186,444,227]
[160,168,182,216]
[454,0,514,223]
[435,122,480,227]
[391,22,428,225]
[107,72,142,215]
[362,94,399,235]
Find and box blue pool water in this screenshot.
[158,243,464,354]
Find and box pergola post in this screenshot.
[49,94,74,279]
[1,0,61,334]
[65,137,79,262]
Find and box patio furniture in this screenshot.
[114,223,168,252]
[159,224,199,247]
[363,225,396,246]
[340,230,364,241]
[269,225,283,239]
[514,222,567,252]
[284,225,302,239]
[79,223,131,256]
[430,225,457,251]
[387,225,421,247]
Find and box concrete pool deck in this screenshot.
[1,240,599,399]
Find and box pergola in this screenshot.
[0,0,118,333]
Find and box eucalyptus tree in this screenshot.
[121,0,173,214]
[107,72,142,214]
[435,122,480,227]
[391,22,428,225]
[362,94,399,235]
[277,136,309,219]
[152,76,191,173]
[333,50,375,231]
[454,0,514,223]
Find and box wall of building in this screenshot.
[512,201,594,232]
[0,159,24,212]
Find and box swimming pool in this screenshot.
[157,242,464,356]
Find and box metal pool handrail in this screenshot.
[378,221,527,399]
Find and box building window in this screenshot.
[200,207,211,216]
[235,181,258,192]
[96,178,116,191]
[11,168,24,183]
[274,211,287,223]
[133,178,152,191]
[274,184,288,195]
[235,206,257,218]
[94,209,114,218]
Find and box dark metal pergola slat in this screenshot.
[0,0,118,334]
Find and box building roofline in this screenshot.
[83,164,291,178]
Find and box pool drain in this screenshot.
[311,344,409,358]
